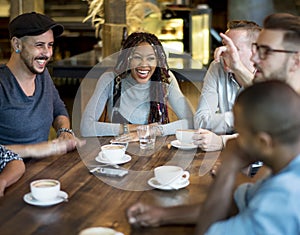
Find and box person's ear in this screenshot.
[11,37,22,53]
[256,132,274,155]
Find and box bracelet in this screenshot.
[123,123,129,134]
[57,128,75,137]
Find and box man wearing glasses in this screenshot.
[126,13,300,234]
[251,13,300,92]
[194,13,300,152]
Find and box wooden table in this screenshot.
[0,136,221,235]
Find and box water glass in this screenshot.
[136,125,156,149]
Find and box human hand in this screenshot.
[210,140,254,178]
[58,131,86,148]
[215,33,242,72]
[218,138,254,173]
[214,45,227,63]
[193,128,223,152]
[28,138,85,158]
[52,137,86,154]
[113,132,139,143]
[57,131,74,140]
[127,202,165,227]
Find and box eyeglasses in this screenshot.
[251,43,298,60]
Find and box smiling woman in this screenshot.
[80,32,194,137]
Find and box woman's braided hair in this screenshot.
[113,32,170,124]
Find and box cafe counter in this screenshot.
[48,50,207,82]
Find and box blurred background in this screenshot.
[0,0,299,63]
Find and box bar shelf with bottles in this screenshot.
[158,4,211,66]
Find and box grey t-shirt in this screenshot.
[0,65,68,144]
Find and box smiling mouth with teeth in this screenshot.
[136,69,150,77]
[35,58,49,67]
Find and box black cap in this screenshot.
[8,12,64,39]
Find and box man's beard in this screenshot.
[22,55,49,75]
[254,61,288,83]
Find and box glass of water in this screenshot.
[136,125,157,149]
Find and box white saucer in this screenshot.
[23,191,68,207]
[95,151,131,165]
[170,140,197,150]
[147,177,190,190]
[79,227,124,235]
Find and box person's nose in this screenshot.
[42,45,53,57]
[139,57,150,66]
[250,51,259,64]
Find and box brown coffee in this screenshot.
[102,145,124,150]
[33,181,58,188]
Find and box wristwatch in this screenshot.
[57,128,75,137]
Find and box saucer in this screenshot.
[79,227,124,235]
[147,177,190,190]
[95,151,131,165]
[23,191,68,207]
[170,140,197,150]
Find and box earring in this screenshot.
[15,49,20,53]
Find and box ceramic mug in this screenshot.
[101,144,126,163]
[175,129,195,144]
[30,179,60,202]
[154,166,190,186]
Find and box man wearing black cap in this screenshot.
[0,12,80,148]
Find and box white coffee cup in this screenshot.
[154,166,190,186]
[176,129,195,144]
[79,227,123,235]
[30,179,60,202]
[101,144,126,163]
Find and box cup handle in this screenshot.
[181,171,190,180]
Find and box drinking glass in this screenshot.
[136,125,156,149]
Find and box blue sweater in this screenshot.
[0,65,68,144]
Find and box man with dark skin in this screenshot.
[127,80,300,235]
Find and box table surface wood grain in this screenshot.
[0,136,221,235]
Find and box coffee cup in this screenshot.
[175,129,195,144]
[101,144,126,163]
[154,166,190,186]
[79,227,123,235]
[30,179,60,202]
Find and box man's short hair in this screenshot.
[227,20,262,43]
[235,80,300,144]
[263,13,300,49]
